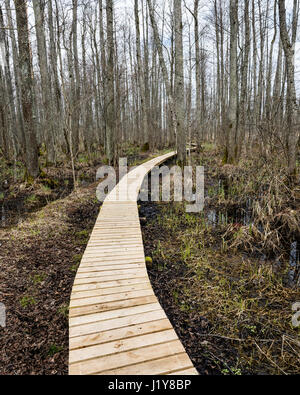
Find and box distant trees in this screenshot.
[214,0,299,173]
[0,0,298,180]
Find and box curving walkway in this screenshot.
[69,152,198,375]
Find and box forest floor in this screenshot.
[0,146,156,375]
[140,146,300,375]
[0,146,153,228]
[0,181,101,374]
[0,144,299,375]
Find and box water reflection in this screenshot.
[288,241,300,286]
[205,207,252,228]
[1,205,5,227]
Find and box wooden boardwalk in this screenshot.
[69,152,198,375]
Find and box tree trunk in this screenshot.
[106,0,116,165]
[71,0,80,155]
[14,0,39,179]
[195,0,202,145]
[33,0,56,164]
[226,0,238,164]
[278,0,299,178]
[0,4,18,156]
[237,0,250,159]
[134,0,148,145]
[174,0,186,164]
[147,0,177,150]
[48,0,62,139]
[5,0,25,150]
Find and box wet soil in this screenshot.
[140,202,232,375]
[140,200,300,375]
[0,161,102,229]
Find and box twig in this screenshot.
[198,334,245,342]
[199,334,277,343]
[254,341,287,375]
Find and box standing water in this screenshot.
[288,241,300,287]
[1,205,5,227]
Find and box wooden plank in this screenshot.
[70,329,177,364]
[86,236,142,241]
[86,242,142,248]
[73,273,148,285]
[70,308,172,339]
[90,229,140,234]
[71,283,152,300]
[90,226,138,232]
[81,254,145,261]
[80,259,145,266]
[75,268,147,279]
[70,289,154,308]
[78,262,144,270]
[69,340,185,375]
[82,252,144,258]
[99,354,195,376]
[77,264,144,274]
[87,242,143,247]
[169,368,199,375]
[72,278,150,292]
[82,246,143,253]
[84,243,143,248]
[69,295,157,318]
[70,303,162,327]
[70,319,172,350]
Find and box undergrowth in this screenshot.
[192,146,300,262]
[142,145,300,375]
[143,201,300,375]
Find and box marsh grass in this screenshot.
[142,145,300,375]
[144,201,300,374]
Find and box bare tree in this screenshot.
[14,0,39,179]
[226,0,238,164]
[174,0,186,164]
[135,0,148,145]
[278,0,299,178]
[33,0,56,164]
[237,0,250,159]
[106,0,116,165]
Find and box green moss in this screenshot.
[48,344,63,357]
[58,304,69,318]
[31,273,46,286]
[141,143,150,152]
[76,230,89,239]
[25,194,39,205]
[102,157,109,166]
[20,296,36,309]
[73,254,83,264]
[42,178,59,189]
[145,256,153,267]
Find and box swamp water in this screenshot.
[204,180,299,287]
